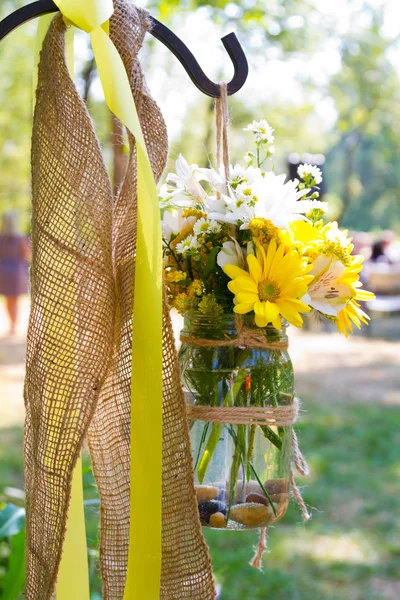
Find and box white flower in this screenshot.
[244,119,275,145]
[209,171,326,229]
[235,182,258,203]
[161,155,209,208]
[161,208,196,243]
[217,240,244,269]
[247,172,327,228]
[302,255,352,316]
[175,235,200,255]
[246,241,255,257]
[197,166,224,187]
[204,193,229,215]
[297,163,323,185]
[304,200,328,215]
[193,218,221,236]
[208,194,254,226]
[244,152,256,164]
[228,163,247,186]
[229,165,265,189]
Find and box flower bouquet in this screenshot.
[160,120,373,531]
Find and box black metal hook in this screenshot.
[0,0,249,98]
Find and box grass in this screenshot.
[1,399,400,599]
[205,399,400,600]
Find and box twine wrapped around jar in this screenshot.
[186,397,311,523]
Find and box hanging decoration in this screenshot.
[160,88,374,564]
[0,0,374,593]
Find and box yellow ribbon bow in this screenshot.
[40,2,163,598]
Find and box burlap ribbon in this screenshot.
[26,2,215,599]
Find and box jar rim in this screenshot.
[180,311,289,341]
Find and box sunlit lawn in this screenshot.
[206,399,400,600]
[2,398,400,599]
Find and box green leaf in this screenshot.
[205,246,221,276]
[176,278,192,287]
[2,528,25,600]
[0,504,26,539]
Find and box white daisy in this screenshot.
[193,218,221,236]
[209,171,327,229]
[244,119,275,145]
[235,182,258,203]
[297,163,323,185]
[175,235,200,255]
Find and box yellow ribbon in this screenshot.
[37,2,163,598]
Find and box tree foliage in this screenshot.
[326,13,400,230]
[0,0,399,232]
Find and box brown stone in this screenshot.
[195,485,219,502]
[264,478,289,495]
[209,512,227,528]
[245,492,270,506]
[229,503,273,527]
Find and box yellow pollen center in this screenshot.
[258,280,279,302]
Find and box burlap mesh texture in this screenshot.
[26,1,216,599]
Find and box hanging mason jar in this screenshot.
[179,311,294,530]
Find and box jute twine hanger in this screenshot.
[185,89,311,568]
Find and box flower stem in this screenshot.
[197,423,222,484]
[194,422,210,472]
[246,424,256,480]
[228,424,277,517]
[227,425,244,521]
[196,372,246,483]
[260,425,282,450]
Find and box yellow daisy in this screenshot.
[223,239,313,329]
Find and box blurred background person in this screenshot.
[0,212,29,335]
[370,230,396,264]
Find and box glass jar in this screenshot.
[179,312,293,530]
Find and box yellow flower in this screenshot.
[319,222,355,266]
[290,220,323,245]
[173,292,192,315]
[303,251,374,335]
[198,294,224,316]
[290,221,364,268]
[182,207,207,220]
[334,260,375,336]
[250,218,293,252]
[188,279,203,297]
[165,270,187,283]
[336,299,371,337]
[224,239,313,329]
